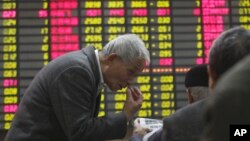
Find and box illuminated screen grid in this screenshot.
[0,0,249,130]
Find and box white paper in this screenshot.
[135,118,163,141]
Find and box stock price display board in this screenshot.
[0,0,249,130]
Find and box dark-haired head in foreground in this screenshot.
[202,26,250,141]
[203,55,250,141]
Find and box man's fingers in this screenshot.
[129,88,137,100]
[126,87,132,100]
[130,87,143,101]
[133,87,142,95]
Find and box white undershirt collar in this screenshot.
[95,50,105,87]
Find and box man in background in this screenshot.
[185,64,210,104]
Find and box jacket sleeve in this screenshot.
[50,66,127,141]
[148,128,163,141]
[129,135,143,141]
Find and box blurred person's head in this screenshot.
[203,55,250,141]
[100,34,150,91]
[185,64,210,104]
[202,27,250,141]
[208,26,250,89]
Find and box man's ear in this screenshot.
[107,53,117,62]
[207,65,217,90]
[102,53,118,65]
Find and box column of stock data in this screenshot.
[231,0,250,29]
[149,0,175,117]
[50,0,79,59]
[172,0,229,108]
[18,1,49,101]
[172,0,202,108]
[0,0,17,130]
[0,0,250,130]
[81,0,102,49]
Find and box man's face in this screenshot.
[103,56,146,91]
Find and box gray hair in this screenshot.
[189,86,210,102]
[101,34,150,65]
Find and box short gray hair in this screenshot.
[101,34,150,65]
[189,86,210,102]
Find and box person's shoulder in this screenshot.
[162,99,208,129]
[181,99,206,111]
[162,99,208,141]
[165,99,207,120]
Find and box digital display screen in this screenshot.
[0,0,249,130]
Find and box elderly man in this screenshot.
[5,34,150,141]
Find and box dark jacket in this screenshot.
[202,55,250,141]
[5,47,127,141]
[139,99,207,141]
[163,99,207,141]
